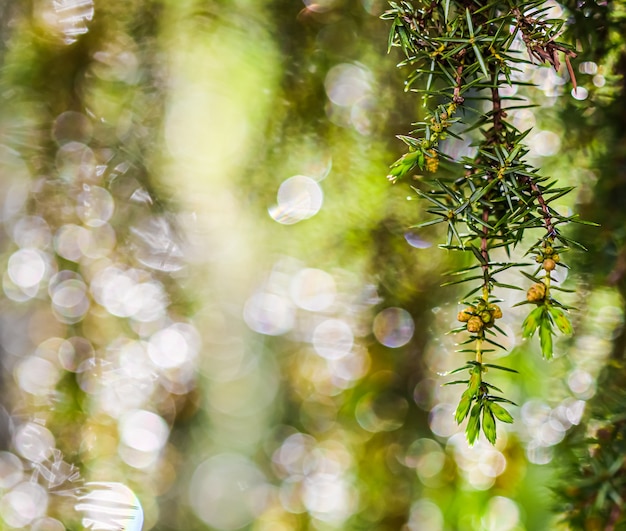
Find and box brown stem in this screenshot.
[565,54,578,92]
[481,206,490,292]
[479,76,504,295]
[512,6,578,88]
[525,176,557,238]
[453,49,466,104]
[492,86,501,123]
[490,86,506,142]
[486,41,556,240]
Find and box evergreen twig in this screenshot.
[383,0,583,445]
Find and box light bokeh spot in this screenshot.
[32,517,66,531]
[76,185,115,227]
[0,452,24,490]
[148,323,200,369]
[11,216,51,249]
[119,409,169,454]
[269,175,323,225]
[355,391,408,432]
[130,216,186,272]
[8,248,47,289]
[572,86,589,101]
[244,292,295,336]
[290,268,336,311]
[302,474,355,523]
[52,111,93,145]
[482,496,520,531]
[406,499,444,531]
[56,142,96,182]
[51,278,90,324]
[0,481,48,528]
[405,438,446,482]
[404,231,432,249]
[529,130,561,157]
[189,454,268,530]
[373,307,414,348]
[75,482,144,531]
[55,224,90,262]
[13,423,55,463]
[325,63,371,107]
[313,319,354,360]
[15,356,60,396]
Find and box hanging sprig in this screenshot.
[383,0,590,444]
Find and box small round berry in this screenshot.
[543,258,556,272]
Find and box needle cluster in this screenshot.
[383,0,591,444]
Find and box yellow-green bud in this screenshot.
[527,282,546,303]
[467,316,483,333]
[489,304,503,319]
[425,150,439,173]
[457,306,475,322]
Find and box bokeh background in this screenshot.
[0,0,622,530]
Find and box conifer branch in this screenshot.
[383,0,584,444]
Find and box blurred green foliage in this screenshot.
[0,1,623,530]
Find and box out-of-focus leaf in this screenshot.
[540,320,554,359]
[549,306,573,335]
[455,390,473,423]
[482,404,497,444]
[490,401,514,423]
[468,366,481,394]
[522,306,543,338]
[467,402,482,445]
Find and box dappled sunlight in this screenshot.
[269,175,324,225]
[0,0,618,529]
